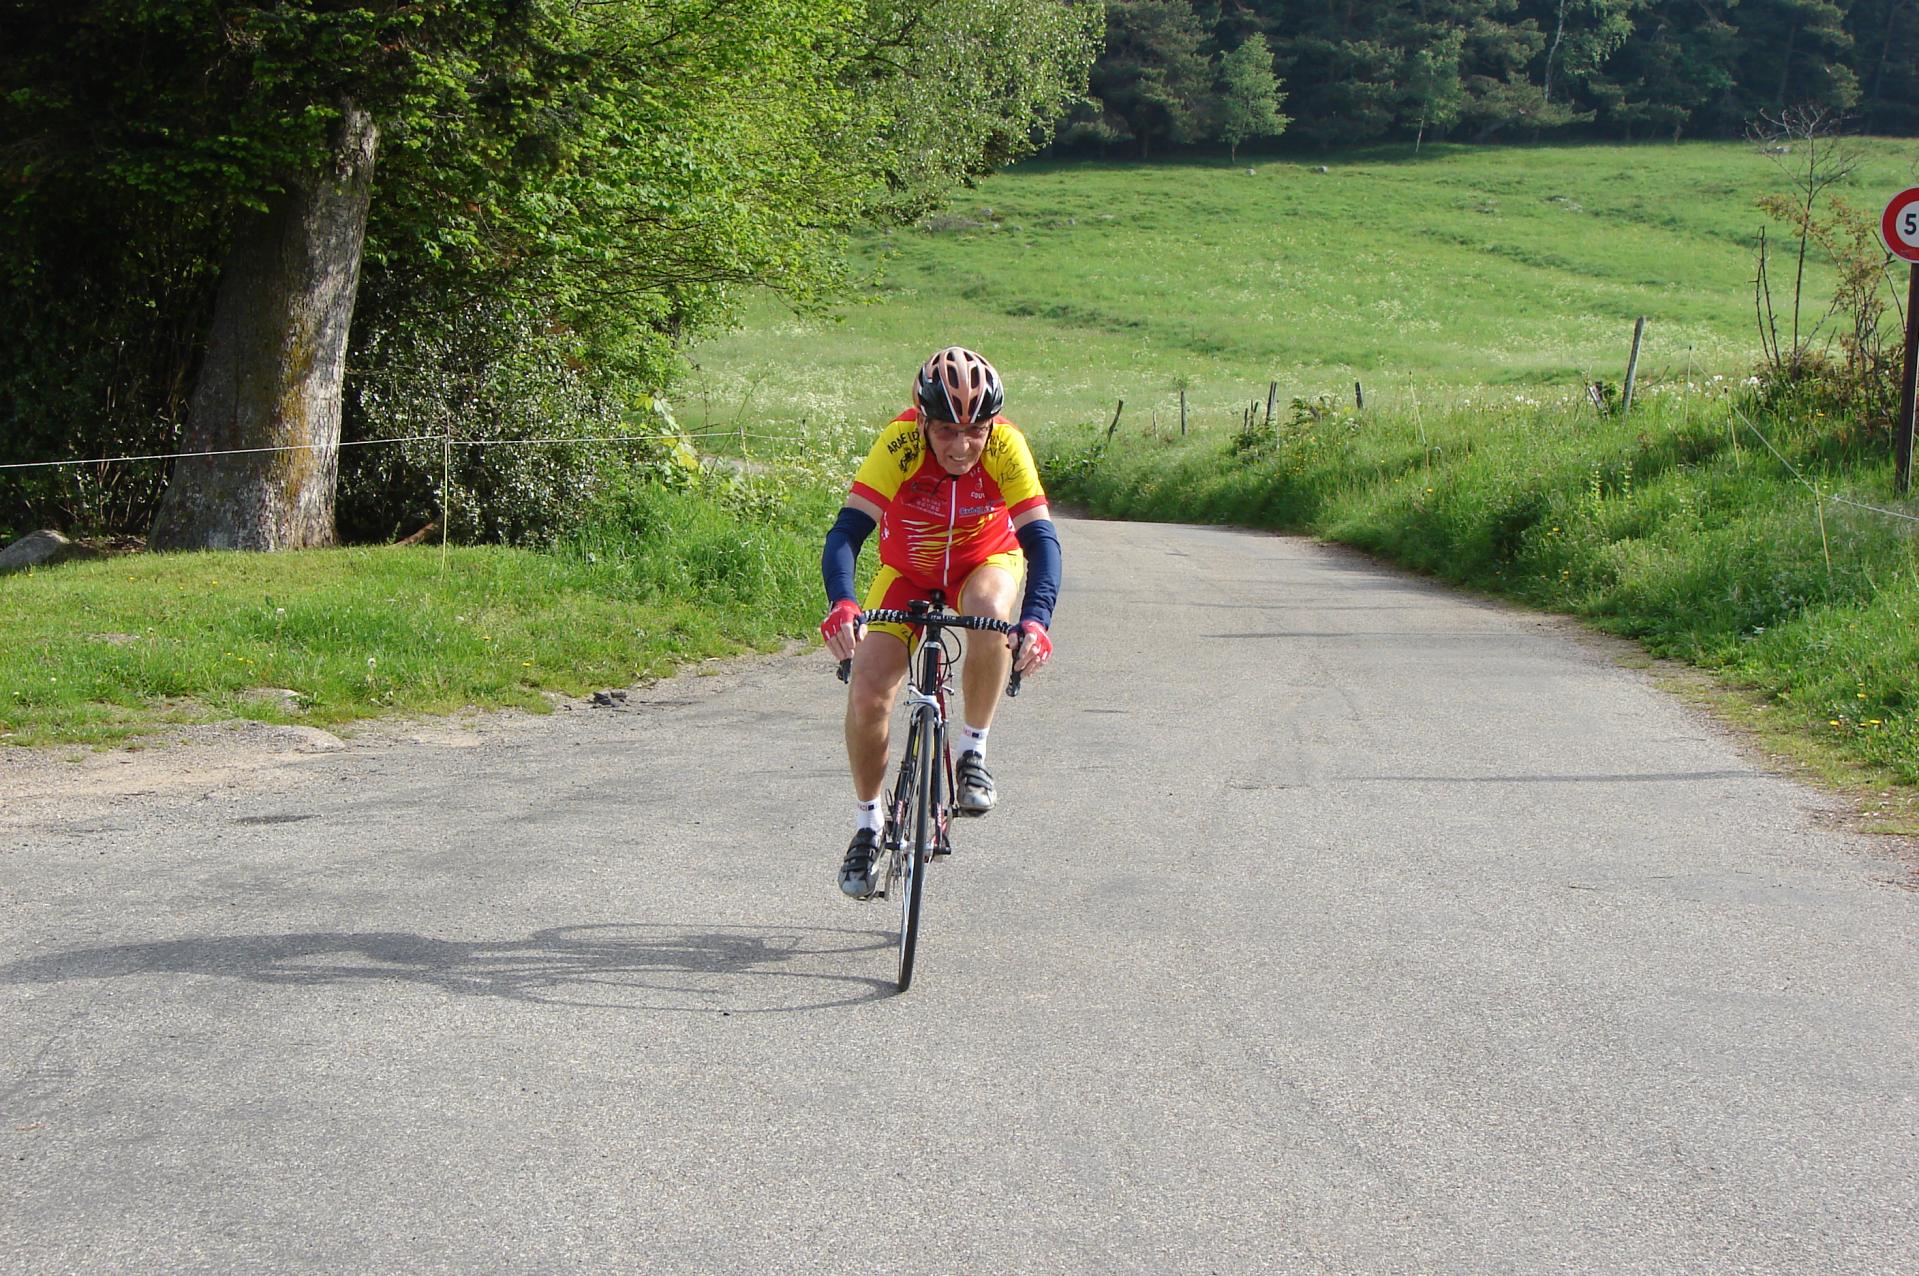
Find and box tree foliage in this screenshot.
[1215,34,1289,162]
[1052,0,1919,156]
[1071,0,1216,156]
[1406,31,1468,149]
[0,0,1100,543]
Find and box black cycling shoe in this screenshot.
[955,751,996,817]
[839,828,881,899]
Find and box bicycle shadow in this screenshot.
[0,923,898,1013]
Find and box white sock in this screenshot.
[957,723,989,759]
[855,798,884,833]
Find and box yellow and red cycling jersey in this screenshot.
[848,409,1048,594]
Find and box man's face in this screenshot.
[923,418,991,475]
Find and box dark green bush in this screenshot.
[0,210,219,542]
[336,282,694,546]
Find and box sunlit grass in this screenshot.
[681,141,1918,439]
[0,480,842,745]
[1037,391,1919,784]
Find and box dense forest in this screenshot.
[1063,0,1919,156]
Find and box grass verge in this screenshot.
[1036,389,1919,801]
[0,477,841,747]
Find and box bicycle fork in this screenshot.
[902,687,944,851]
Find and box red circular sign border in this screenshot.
[1881,188,1919,262]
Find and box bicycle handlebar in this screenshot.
[834,608,1027,697]
[857,609,1020,635]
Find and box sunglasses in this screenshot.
[925,420,992,443]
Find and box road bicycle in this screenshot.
[838,594,1023,992]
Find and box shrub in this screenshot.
[337,285,694,546]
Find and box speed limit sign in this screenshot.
[1887,188,1919,493]
[1882,187,1919,261]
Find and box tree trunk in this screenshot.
[1863,2,1899,131]
[150,99,378,551]
[1543,0,1568,103]
[1775,23,1799,109]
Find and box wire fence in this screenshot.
[1730,402,1919,526]
[0,428,821,473]
[0,424,840,572]
[8,405,1913,533]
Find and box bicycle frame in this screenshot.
[896,622,957,859]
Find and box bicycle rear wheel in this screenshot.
[894,709,937,992]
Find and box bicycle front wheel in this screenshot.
[895,709,938,992]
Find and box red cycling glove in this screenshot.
[1015,620,1052,669]
[820,598,862,644]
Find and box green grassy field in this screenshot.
[682,141,1918,437]
[0,477,844,745]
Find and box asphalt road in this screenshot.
[3,516,1915,1274]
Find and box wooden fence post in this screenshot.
[1622,317,1646,416]
[1105,399,1124,444]
[1265,381,1278,426]
[1179,389,1187,436]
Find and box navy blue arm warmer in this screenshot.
[822,506,876,604]
[1014,518,1061,629]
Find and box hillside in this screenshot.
[682,142,1917,435]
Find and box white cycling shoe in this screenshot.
[955,751,996,817]
[839,828,881,899]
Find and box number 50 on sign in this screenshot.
[1881,188,1919,262]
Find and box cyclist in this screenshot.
[819,347,1061,898]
